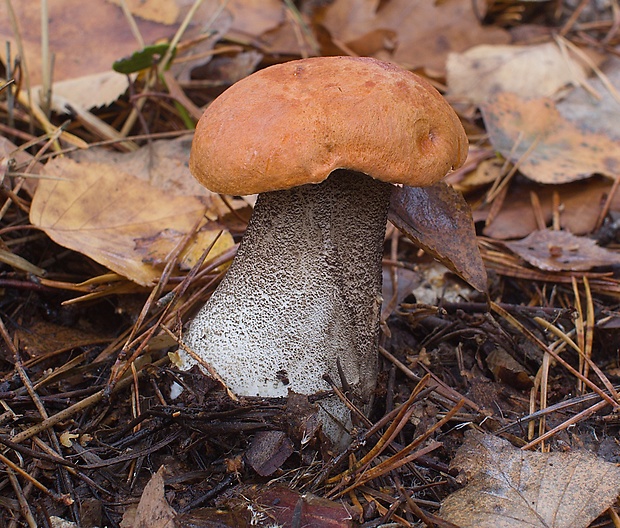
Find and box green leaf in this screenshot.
[112,43,172,74]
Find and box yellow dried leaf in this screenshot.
[107,0,180,25]
[482,93,620,183]
[30,158,233,286]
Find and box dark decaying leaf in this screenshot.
[388,182,488,294]
[505,230,620,272]
[440,431,620,528]
[485,346,533,390]
[245,431,294,476]
[226,485,354,528]
[179,484,355,527]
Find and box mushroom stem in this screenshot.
[183,170,393,433]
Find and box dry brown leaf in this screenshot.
[486,347,533,389]
[0,136,43,196]
[320,0,509,75]
[480,178,620,240]
[29,158,233,286]
[389,183,488,294]
[0,1,238,111]
[447,43,589,105]
[504,230,620,271]
[481,92,620,184]
[225,0,285,37]
[120,466,175,528]
[440,431,620,528]
[0,0,174,85]
[15,320,109,357]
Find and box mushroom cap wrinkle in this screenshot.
[190,56,468,195]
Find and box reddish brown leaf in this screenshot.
[389,183,488,294]
[480,178,619,240]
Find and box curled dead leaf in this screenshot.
[389,182,488,294]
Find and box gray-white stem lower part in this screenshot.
[182,171,392,428]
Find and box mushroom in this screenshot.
[180,56,468,442]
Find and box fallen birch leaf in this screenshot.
[225,0,285,37]
[0,0,233,111]
[440,431,620,528]
[481,92,620,183]
[389,183,488,294]
[447,42,589,105]
[320,0,509,74]
[69,137,251,220]
[504,230,620,272]
[30,158,233,286]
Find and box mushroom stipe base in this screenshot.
[181,170,394,442]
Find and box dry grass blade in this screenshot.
[0,451,72,505]
[522,397,610,450]
[380,346,479,410]
[6,466,37,528]
[327,375,432,485]
[8,356,169,444]
[329,400,464,498]
[534,316,619,402]
[491,301,618,410]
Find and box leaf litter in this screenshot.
[1,0,620,527]
[441,431,620,528]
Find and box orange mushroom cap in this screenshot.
[190,56,468,196]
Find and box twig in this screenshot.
[6,466,37,528]
[0,451,72,504]
[9,356,169,444]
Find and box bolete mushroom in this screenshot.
[180,56,468,441]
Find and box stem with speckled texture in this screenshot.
[182,170,393,440]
